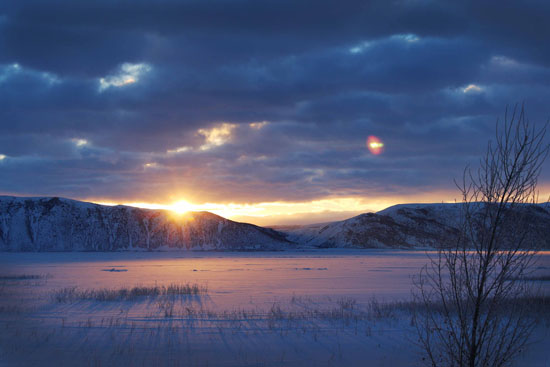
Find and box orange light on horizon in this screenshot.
[367,135,384,155]
[170,200,194,214]
[90,190,468,226]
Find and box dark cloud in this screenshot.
[1,0,550,212]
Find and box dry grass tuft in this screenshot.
[53,283,208,302]
[0,274,48,281]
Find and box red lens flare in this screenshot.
[366,135,384,155]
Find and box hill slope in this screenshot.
[286,203,550,249]
[0,196,291,251]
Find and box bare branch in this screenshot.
[415,105,549,367]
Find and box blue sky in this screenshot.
[1,0,550,224]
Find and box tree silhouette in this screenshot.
[415,105,549,367]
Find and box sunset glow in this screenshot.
[170,200,194,214]
[2,2,550,366]
[94,189,465,226]
[2,1,550,228]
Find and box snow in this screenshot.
[287,202,550,249]
[0,196,291,251]
[1,251,549,366]
[1,197,550,364]
[2,197,549,251]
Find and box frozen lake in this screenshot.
[2,250,550,308]
[1,250,549,366]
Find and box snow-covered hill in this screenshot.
[2,197,549,251]
[287,203,550,249]
[0,196,291,251]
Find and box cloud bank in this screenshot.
[1,0,550,222]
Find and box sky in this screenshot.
[1,0,550,225]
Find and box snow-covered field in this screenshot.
[1,250,549,366]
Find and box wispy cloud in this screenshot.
[99,63,151,91]
[462,84,483,93]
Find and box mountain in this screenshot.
[2,197,549,252]
[0,196,292,251]
[286,203,550,249]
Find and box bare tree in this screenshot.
[415,105,549,367]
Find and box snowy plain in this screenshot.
[1,250,549,366]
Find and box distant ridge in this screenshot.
[285,202,550,249]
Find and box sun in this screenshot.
[170,200,194,214]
